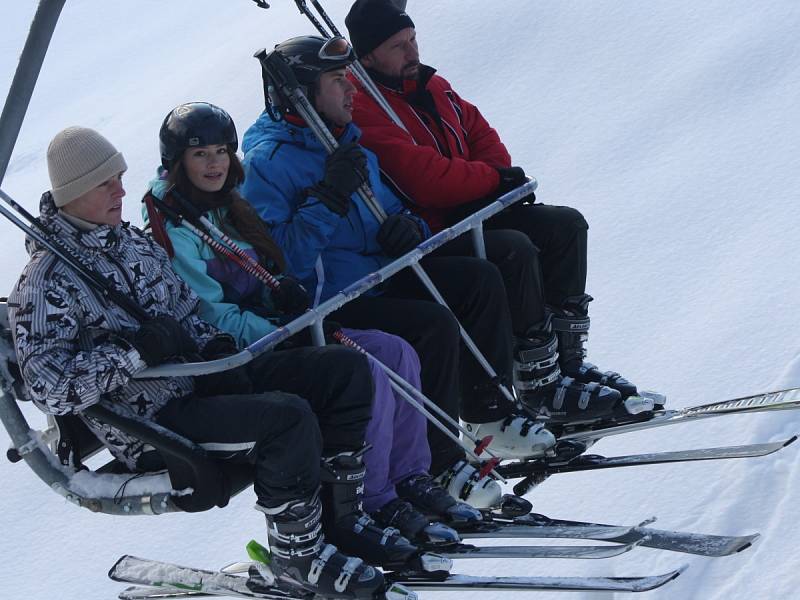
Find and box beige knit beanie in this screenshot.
[46,126,128,207]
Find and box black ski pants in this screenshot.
[156,391,322,509]
[440,201,588,335]
[486,202,589,309]
[332,255,514,476]
[156,345,374,508]
[434,229,546,336]
[246,346,374,455]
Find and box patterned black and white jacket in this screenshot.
[8,193,220,468]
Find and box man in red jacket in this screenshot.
[346,0,657,421]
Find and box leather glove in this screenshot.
[305,142,368,216]
[495,166,528,196]
[194,335,253,397]
[131,315,199,366]
[272,275,310,317]
[277,320,343,350]
[376,214,424,258]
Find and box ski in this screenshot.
[390,569,685,592]
[498,436,797,481]
[213,539,642,567]
[454,513,759,557]
[558,387,800,443]
[110,555,685,598]
[110,556,295,599]
[434,538,642,559]
[120,590,207,600]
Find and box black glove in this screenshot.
[131,316,199,366]
[376,214,424,258]
[194,335,253,397]
[305,142,368,216]
[277,320,343,350]
[495,166,528,196]
[272,275,310,317]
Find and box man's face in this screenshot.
[314,67,357,127]
[361,27,419,80]
[62,172,126,226]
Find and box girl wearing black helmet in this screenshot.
[146,102,479,577]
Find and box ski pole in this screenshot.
[331,329,499,456]
[150,192,285,292]
[290,0,411,134]
[257,50,517,406]
[168,189,286,290]
[0,188,151,323]
[334,330,504,482]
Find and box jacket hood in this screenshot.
[242,110,362,155]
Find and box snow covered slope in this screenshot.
[1,1,799,598]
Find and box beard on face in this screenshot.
[402,60,420,79]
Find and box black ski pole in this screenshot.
[256,50,517,405]
[290,0,411,134]
[0,188,151,323]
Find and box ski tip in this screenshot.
[673,563,690,578]
[637,516,658,527]
[108,555,135,581]
[637,564,688,591]
[735,533,761,553]
[782,435,798,447]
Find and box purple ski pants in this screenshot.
[341,328,432,513]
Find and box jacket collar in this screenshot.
[31,191,124,256]
[278,115,362,149]
[365,64,437,97]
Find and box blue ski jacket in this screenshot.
[241,112,430,305]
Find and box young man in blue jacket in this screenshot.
[241,35,557,506]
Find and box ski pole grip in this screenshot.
[257,50,302,93]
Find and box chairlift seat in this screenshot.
[0,299,255,516]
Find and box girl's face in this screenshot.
[182,144,231,193]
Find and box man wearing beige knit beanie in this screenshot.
[47,126,128,227]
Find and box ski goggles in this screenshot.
[318,36,356,63]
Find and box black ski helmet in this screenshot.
[159,102,238,170]
[264,35,356,113]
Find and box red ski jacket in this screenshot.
[352,65,512,232]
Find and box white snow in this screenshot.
[1,1,799,599]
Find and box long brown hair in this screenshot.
[168,148,287,273]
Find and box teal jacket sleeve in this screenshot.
[167,225,277,348]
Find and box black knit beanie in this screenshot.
[345,0,415,58]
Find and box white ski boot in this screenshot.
[462,413,556,459]
[435,459,502,509]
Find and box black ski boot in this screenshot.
[258,493,384,599]
[397,473,482,524]
[515,316,622,424]
[372,497,460,544]
[551,294,640,400]
[320,453,420,569]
